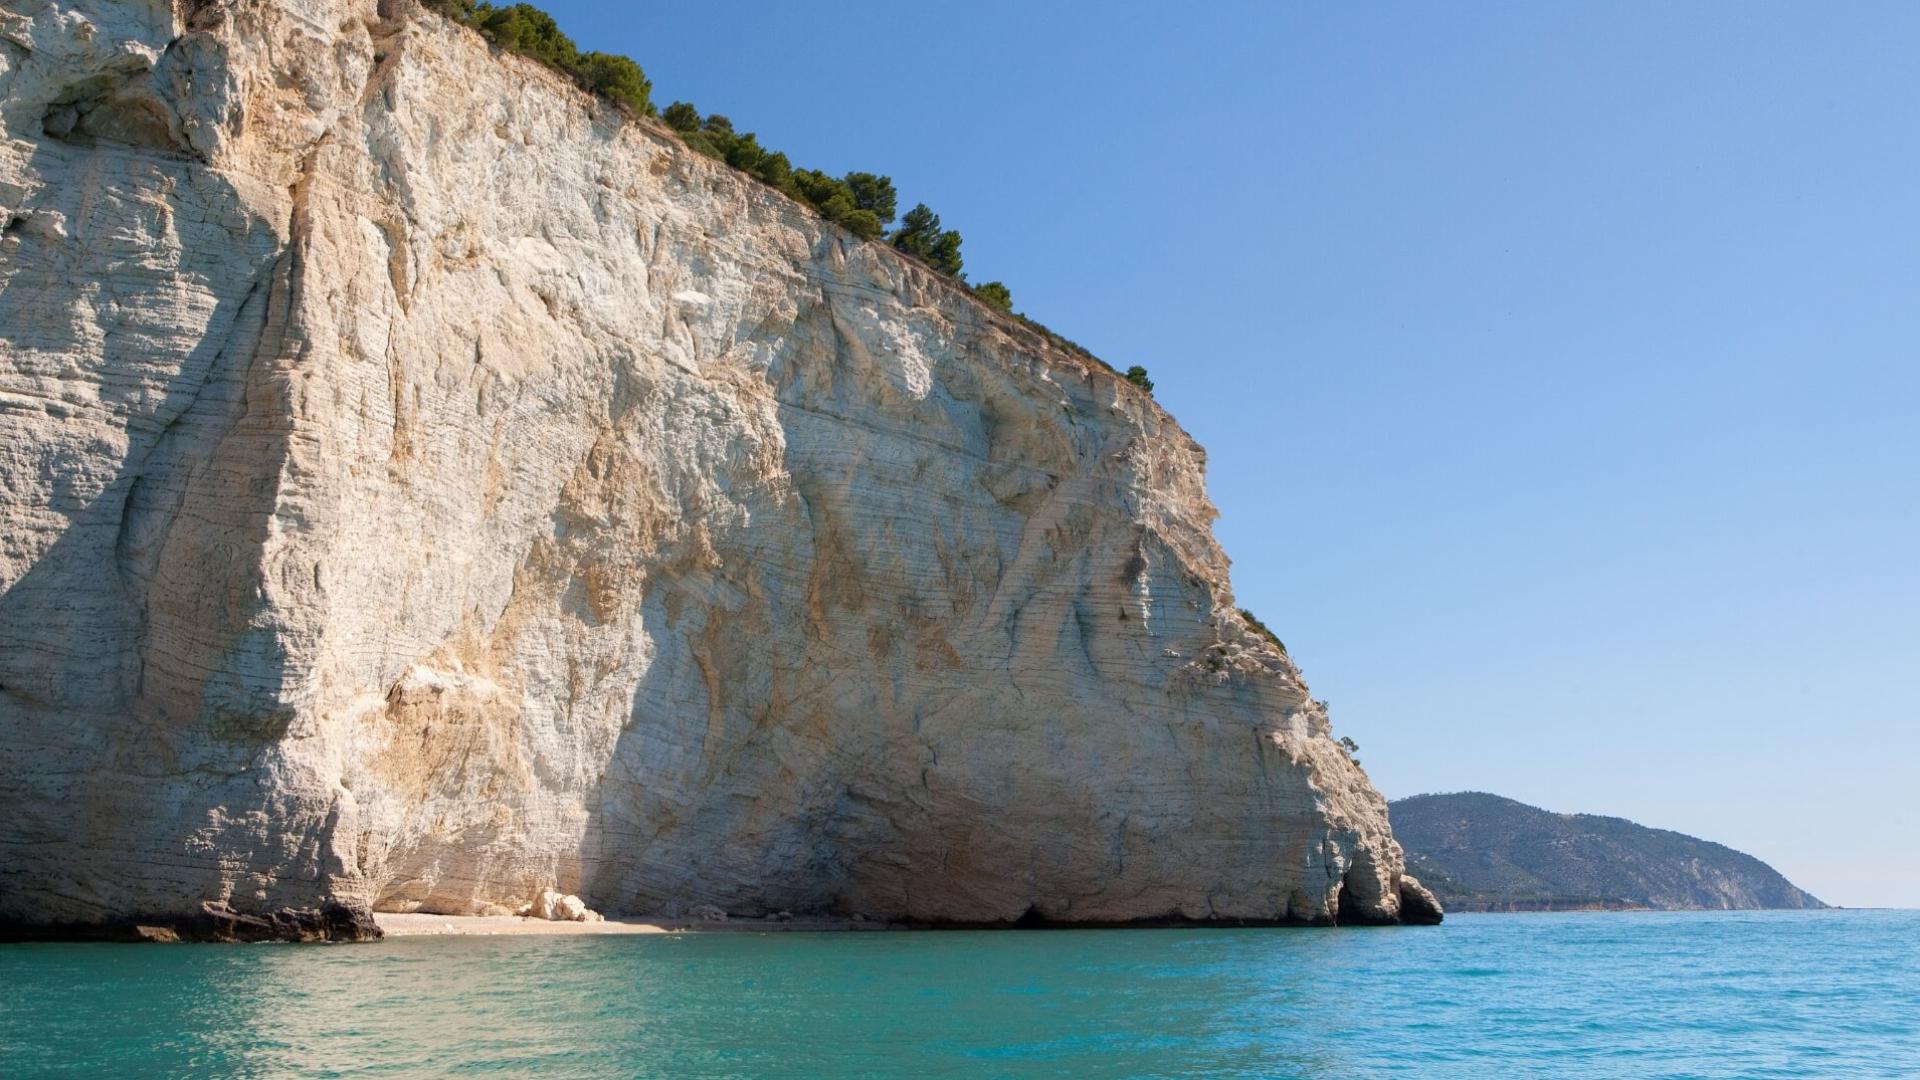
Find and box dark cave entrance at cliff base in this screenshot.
[1332,882,1352,926]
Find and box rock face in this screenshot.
[0,0,1437,936]
[1391,793,1825,912]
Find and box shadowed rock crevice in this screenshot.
[0,4,359,939]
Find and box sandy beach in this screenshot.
[374,913,883,937]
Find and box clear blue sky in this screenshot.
[535,1,1919,907]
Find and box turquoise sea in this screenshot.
[2,910,1915,1078]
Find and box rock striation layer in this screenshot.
[0,0,1438,937]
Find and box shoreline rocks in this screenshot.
[517,889,603,923]
[0,902,382,944]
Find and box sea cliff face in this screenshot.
[0,0,1438,936]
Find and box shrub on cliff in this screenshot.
[791,169,881,240]
[576,51,651,115]
[1124,365,1154,393]
[425,0,478,21]
[472,4,579,71]
[1338,736,1363,767]
[1238,608,1285,652]
[655,104,883,240]
[433,2,653,115]
[662,101,701,132]
[972,281,1013,312]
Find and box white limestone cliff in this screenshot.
[0,0,1439,937]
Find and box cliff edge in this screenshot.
[0,0,1438,937]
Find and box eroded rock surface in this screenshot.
[0,0,1438,935]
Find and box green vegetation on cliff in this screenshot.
[889,203,965,278]
[970,281,1014,312]
[1237,607,1285,652]
[428,2,651,114]
[423,0,1164,388]
[660,104,895,242]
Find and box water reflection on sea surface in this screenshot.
[2,910,1916,1078]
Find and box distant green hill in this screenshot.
[1390,792,1826,912]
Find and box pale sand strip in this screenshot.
[377,914,669,936]
[375,913,881,936]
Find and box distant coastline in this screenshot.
[1391,792,1826,912]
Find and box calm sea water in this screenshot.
[2,910,1914,1078]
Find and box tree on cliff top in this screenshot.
[575,51,651,114]
[844,172,898,227]
[891,203,964,278]
[473,4,579,70]
[432,3,652,115]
